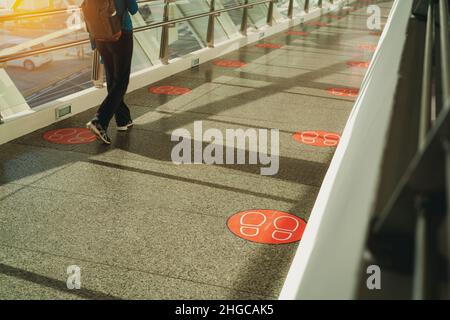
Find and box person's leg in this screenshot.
[96,33,133,130]
[115,101,132,127]
[87,41,115,144]
[94,47,114,121]
[114,33,133,127]
[104,59,114,94]
[94,41,117,129]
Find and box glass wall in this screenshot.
[276,0,306,18]
[169,0,211,58]
[0,0,320,117]
[310,0,321,10]
[1,3,94,108]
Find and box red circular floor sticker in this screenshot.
[227,210,306,245]
[293,131,340,147]
[149,86,192,95]
[255,43,283,49]
[213,60,247,68]
[357,44,377,52]
[327,87,359,98]
[347,60,369,68]
[43,128,96,145]
[305,21,329,27]
[285,31,309,36]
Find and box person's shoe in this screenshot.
[86,119,111,145]
[117,120,133,132]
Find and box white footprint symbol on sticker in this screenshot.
[240,211,267,237]
[272,216,299,241]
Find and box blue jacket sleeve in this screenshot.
[127,0,138,15]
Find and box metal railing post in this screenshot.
[412,196,429,300]
[413,0,445,300]
[241,0,249,36]
[287,0,294,19]
[267,0,274,26]
[439,0,450,108]
[304,0,310,13]
[444,140,450,297]
[419,0,434,149]
[159,0,171,65]
[442,0,450,293]
[206,0,216,48]
[439,0,450,105]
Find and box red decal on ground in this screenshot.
[213,60,247,68]
[43,128,96,145]
[369,31,382,36]
[255,43,283,49]
[357,44,377,52]
[149,86,192,95]
[327,87,359,98]
[227,210,306,245]
[305,21,329,27]
[285,31,309,36]
[292,131,341,147]
[347,60,369,68]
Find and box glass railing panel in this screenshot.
[168,20,205,59]
[219,0,269,30]
[247,0,269,29]
[168,0,229,59]
[220,0,246,30]
[210,14,231,44]
[0,3,90,108]
[168,0,210,58]
[0,7,88,48]
[131,36,156,72]
[2,35,155,109]
[0,0,293,115]
[276,0,289,17]
[271,2,284,23]
[137,0,166,26]
[133,2,164,65]
[276,0,305,18]
[215,0,241,38]
[1,39,94,109]
[310,0,321,9]
[171,0,211,17]
[0,66,31,120]
[0,2,155,109]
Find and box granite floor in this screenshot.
[0,0,393,299]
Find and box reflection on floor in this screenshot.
[0,1,393,299]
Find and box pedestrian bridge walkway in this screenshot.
[0,0,393,299]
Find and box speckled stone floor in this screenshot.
[0,0,393,299]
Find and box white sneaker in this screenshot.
[87,120,111,145]
[117,120,133,132]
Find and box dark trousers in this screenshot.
[95,31,133,129]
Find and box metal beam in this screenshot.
[267,0,274,26]
[288,0,294,19]
[159,0,171,65]
[439,0,450,105]
[206,0,216,48]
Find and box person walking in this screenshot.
[85,0,139,144]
